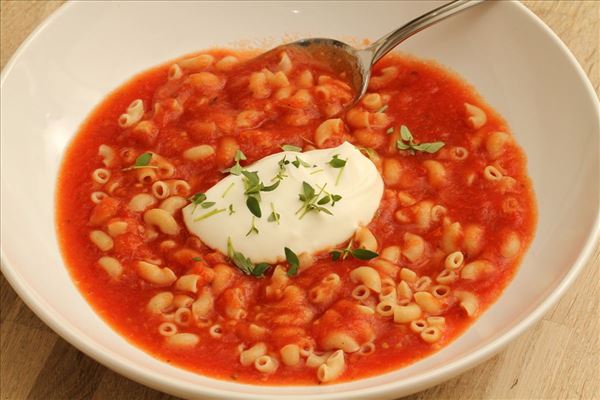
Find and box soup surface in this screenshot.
[56,47,536,384]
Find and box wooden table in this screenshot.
[1,1,598,399]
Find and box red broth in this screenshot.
[56,48,536,384]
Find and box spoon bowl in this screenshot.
[244,0,485,105]
[264,38,370,104]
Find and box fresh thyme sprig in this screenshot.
[395,125,445,155]
[227,238,271,277]
[189,192,215,213]
[223,149,247,175]
[295,181,335,219]
[271,156,289,183]
[241,171,262,217]
[316,184,342,207]
[329,239,379,261]
[241,171,262,218]
[291,156,314,169]
[241,169,283,218]
[328,154,348,185]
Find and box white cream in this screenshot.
[182,142,383,264]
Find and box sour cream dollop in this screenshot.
[182,142,383,264]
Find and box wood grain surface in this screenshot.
[1,1,598,399]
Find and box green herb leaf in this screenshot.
[189,192,215,212]
[224,163,243,176]
[271,156,289,183]
[351,248,379,260]
[317,195,331,205]
[411,141,446,153]
[135,152,153,167]
[261,181,280,192]
[190,193,207,205]
[246,196,262,218]
[241,170,259,183]
[251,263,270,277]
[281,144,303,152]
[296,182,336,219]
[400,125,413,142]
[376,104,388,113]
[278,157,290,167]
[330,250,341,261]
[240,170,274,217]
[226,238,235,258]
[228,204,235,215]
[267,212,280,223]
[330,248,350,261]
[331,194,342,206]
[386,127,394,135]
[291,156,311,168]
[223,150,247,176]
[227,238,254,275]
[121,152,159,171]
[242,171,261,193]
[227,237,272,278]
[330,239,378,261]
[191,257,203,262]
[285,247,300,277]
[396,141,412,150]
[234,149,247,162]
[328,154,347,168]
[232,254,252,274]
[328,155,349,185]
[315,206,333,215]
[302,181,315,200]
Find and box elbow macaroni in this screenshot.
[350,267,382,293]
[317,350,345,383]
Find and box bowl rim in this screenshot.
[1,1,599,399]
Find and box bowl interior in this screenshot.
[1,1,598,399]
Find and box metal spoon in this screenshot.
[246,0,485,105]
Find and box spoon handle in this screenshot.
[365,0,486,65]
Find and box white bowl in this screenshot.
[1,1,598,399]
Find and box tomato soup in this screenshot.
[56,48,536,384]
